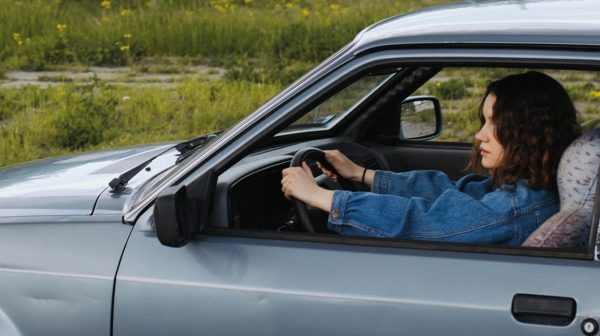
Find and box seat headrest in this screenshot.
[522,128,600,248]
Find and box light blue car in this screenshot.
[1,0,600,335]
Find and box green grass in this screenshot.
[3,1,597,168]
[0,0,454,72]
[38,74,74,82]
[0,79,281,167]
[1,67,598,167]
[0,0,458,167]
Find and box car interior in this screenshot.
[206,65,600,255]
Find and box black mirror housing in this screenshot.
[153,169,216,247]
[154,185,191,247]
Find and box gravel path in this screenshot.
[1,65,225,88]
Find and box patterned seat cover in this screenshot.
[522,128,600,248]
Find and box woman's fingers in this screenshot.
[281,166,317,201]
[323,149,360,181]
[316,161,338,181]
[301,161,314,178]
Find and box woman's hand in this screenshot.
[318,150,364,183]
[281,162,333,212]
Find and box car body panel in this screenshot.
[353,0,600,54]
[0,143,176,217]
[115,216,600,335]
[0,215,131,336]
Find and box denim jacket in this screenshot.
[328,170,559,246]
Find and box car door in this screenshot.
[113,210,600,336]
[113,48,600,336]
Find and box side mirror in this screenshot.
[154,185,191,247]
[399,96,442,141]
[153,170,216,247]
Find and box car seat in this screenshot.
[522,128,600,248]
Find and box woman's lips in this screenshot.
[480,148,490,155]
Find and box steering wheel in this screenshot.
[290,148,356,233]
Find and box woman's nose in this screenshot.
[475,128,487,142]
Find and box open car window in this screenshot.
[208,63,600,260]
[413,68,600,142]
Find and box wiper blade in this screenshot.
[175,130,222,163]
[108,130,222,193]
[108,146,174,194]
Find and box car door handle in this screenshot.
[512,294,576,326]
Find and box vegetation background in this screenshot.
[1,0,598,167]
[0,0,456,167]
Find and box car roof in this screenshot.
[351,0,600,55]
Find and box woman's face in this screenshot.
[475,93,505,169]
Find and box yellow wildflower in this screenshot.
[101,0,111,9]
[56,23,67,33]
[301,7,310,16]
[243,0,252,4]
[124,33,132,39]
[330,3,340,10]
[120,45,130,52]
[209,0,226,13]
[590,90,600,99]
[285,2,294,9]
[12,33,23,46]
[435,81,442,87]
[120,9,132,16]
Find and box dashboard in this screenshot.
[209,137,386,231]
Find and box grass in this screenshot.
[0,0,454,73]
[2,1,598,168]
[0,79,281,167]
[0,0,456,167]
[38,74,74,82]
[2,67,596,168]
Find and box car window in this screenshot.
[413,68,600,142]
[210,63,599,260]
[279,71,396,134]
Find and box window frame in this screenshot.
[150,47,600,261]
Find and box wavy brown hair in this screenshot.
[468,71,581,189]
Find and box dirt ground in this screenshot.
[0,65,225,88]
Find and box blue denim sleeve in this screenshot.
[328,187,515,244]
[371,170,491,201]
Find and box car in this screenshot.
[1,0,600,335]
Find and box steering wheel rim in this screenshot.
[290,148,355,233]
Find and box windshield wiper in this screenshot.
[175,130,222,163]
[108,130,222,193]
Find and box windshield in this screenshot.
[279,72,396,134]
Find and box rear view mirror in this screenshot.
[399,96,442,140]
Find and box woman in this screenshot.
[281,71,581,246]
